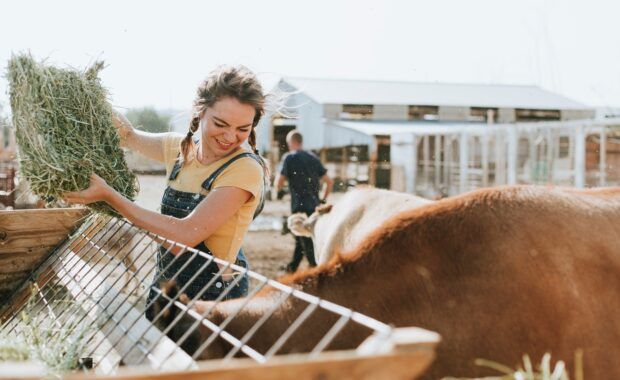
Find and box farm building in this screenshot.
[257,78,620,197]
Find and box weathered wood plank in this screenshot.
[0,208,88,306]
[63,345,436,380]
[0,208,88,255]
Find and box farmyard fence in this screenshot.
[0,211,438,379]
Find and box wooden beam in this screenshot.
[64,333,437,380]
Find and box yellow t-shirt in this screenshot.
[161,134,262,262]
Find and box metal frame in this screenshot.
[0,214,396,376]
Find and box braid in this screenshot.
[180,115,200,164]
[248,128,259,155]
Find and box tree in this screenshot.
[125,107,171,133]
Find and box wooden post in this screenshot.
[528,131,536,184]
[600,126,607,186]
[546,129,554,184]
[434,134,441,191]
[575,125,585,188]
[495,130,506,186]
[459,132,468,193]
[444,135,452,194]
[481,131,489,187]
[507,127,517,185]
[411,135,418,194]
[422,136,429,188]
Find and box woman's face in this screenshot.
[199,97,255,159]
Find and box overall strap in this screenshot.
[201,152,268,220]
[168,138,199,181]
[168,155,183,181]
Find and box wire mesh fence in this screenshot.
[0,214,395,376]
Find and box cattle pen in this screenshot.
[0,209,439,379]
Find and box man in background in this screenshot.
[276,130,333,273]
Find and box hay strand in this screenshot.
[7,53,138,216]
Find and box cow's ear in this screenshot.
[316,204,333,215]
[287,213,313,237]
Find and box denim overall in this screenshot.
[147,152,266,313]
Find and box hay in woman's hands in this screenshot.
[7,53,138,216]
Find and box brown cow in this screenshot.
[154,186,620,379]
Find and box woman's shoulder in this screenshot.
[228,150,263,174]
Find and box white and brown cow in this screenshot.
[287,188,433,264]
[154,186,620,379]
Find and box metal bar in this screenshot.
[82,238,181,359]
[31,219,139,341]
[223,284,294,361]
[56,226,154,354]
[309,311,353,358]
[0,216,113,335]
[151,260,239,367]
[190,276,270,361]
[109,246,216,362]
[264,302,320,359]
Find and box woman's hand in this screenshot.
[64,173,114,205]
[112,109,134,145]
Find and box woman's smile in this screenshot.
[214,137,235,150]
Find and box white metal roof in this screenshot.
[282,77,591,110]
[327,118,620,137]
[327,120,490,136]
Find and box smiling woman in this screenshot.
[63,65,270,310]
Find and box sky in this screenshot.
[1,0,620,114]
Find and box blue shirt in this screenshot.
[280,150,327,213]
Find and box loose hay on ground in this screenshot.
[7,53,138,216]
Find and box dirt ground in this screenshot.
[135,175,309,281]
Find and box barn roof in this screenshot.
[326,117,620,137]
[282,77,591,110]
[326,119,490,136]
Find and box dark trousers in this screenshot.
[287,236,317,272]
[287,209,318,272]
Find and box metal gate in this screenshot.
[0,213,438,379]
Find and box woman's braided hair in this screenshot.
[180,65,265,163]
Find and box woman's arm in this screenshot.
[64,174,252,249]
[113,111,169,162]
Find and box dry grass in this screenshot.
[0,284,93,376]
[443,352,584,380]
[7,53,138,216]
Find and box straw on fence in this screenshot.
[7,53,138,216]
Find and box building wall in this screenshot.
[296,94,325,150]
[326,125,374,149]
[438,106,470,121]
[497,108,516,123]
[390,133,416,193]
[372,105,408,120]
[323,104,342,119]
[561,109,596,121]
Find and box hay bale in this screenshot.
[7,53,138,216]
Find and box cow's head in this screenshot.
[287,204,333,237]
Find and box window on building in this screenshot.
[341,104,374,119]
[409,105,439,121]
[515,109,561,121]
[470,107,499,123]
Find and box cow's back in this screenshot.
[308,186,620,379]
[314,188,432,263]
